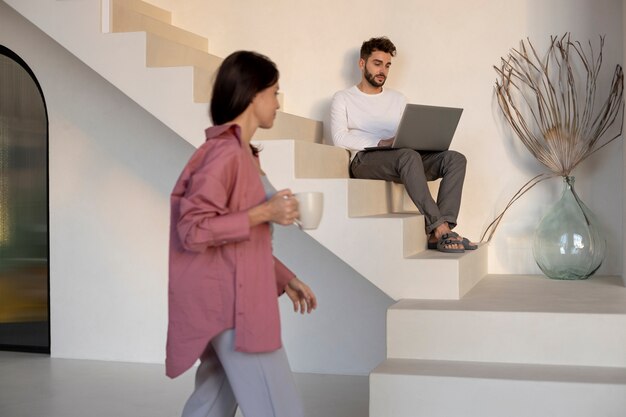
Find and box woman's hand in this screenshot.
[284,277,317,314]
[248,189,299,227]
[266,189,299,225]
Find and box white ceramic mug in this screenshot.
[294,192,324,230]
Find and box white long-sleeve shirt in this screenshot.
[330,85,407,155]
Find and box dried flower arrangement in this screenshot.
[481,33,624,242]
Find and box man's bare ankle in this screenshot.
[433,223,451,240]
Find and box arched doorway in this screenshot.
[0,45,50,353]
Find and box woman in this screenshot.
[166,51,317,417]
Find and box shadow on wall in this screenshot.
[526,0,597,40]
[274,224,394,375]
[489,87,550,177]
[320,48,362,144]
[341,48,361,85]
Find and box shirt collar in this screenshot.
[204,123,243,146]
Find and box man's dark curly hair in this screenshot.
[360,37,397,61]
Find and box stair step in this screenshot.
[349,180,438,217]
[387,275,626,367]
[193,66,213,103]
[290,141,350,178]
[145,33,222,104]
[370,358,626,417]
[192,67,286,106]
[146,33,221,71]
[254,140,349,178]
[401,243,487,295]
[117,0,172,24]
[111,0,208,52]
[252,113,323,143]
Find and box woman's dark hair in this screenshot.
[210,50,279,126]
[360,37,397,61]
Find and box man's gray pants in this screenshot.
[181,329,305,417]
[350,148,467,234]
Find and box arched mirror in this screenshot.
[0,46,49,353]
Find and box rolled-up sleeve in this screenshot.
[176,156,251,252]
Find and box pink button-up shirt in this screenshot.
[166,124,295,378]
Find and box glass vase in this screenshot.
[532,176,605,280]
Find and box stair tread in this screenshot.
[392,274,626,314]
[252,113,322,143]
[373,358,626,385]
[112,3,208,52]
[404,243,486,260]
[352,213,419,219]
[122,0,171,23]
[146,33,222,69]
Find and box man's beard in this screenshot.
[364,67,386,88]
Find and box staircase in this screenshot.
[259,143,626,416]
[5,1,625,416]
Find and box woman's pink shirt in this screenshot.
[165,124,294,378]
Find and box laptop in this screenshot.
[364,103,463,152]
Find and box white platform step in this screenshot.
[370,358,626,417]
[258,140,488,300]
[387,275,626,367]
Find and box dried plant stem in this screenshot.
[480,173,554,242]
[484,34,623,241]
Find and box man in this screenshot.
[330,36,475,253]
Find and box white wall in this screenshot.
[148,0,624,276]
[0,0,392,375]
[1,0,623,380]
[0,2,190,363]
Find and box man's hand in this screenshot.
[377,137,394,147]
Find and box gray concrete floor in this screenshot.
[0,351,369,417]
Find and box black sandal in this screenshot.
[427,233,465,253]
[447,231,478,250]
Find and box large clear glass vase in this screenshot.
[532,176,606,280]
